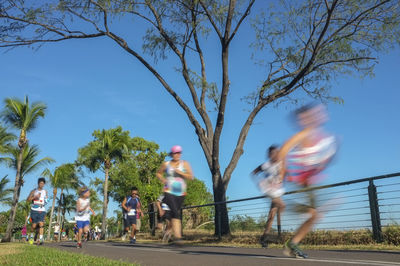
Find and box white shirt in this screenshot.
[31,189,47,212]
[75,198,91,221]
[257,161,285,198]
[54,225,60,233]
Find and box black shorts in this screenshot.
[162,193,184,219]
[124,215,137,228]
[158,210,172,222]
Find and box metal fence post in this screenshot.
[368,179,383,242]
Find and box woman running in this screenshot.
[156,145,193,245]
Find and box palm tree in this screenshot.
[42,163,81,241]
[57,194,76,231]
[0,175,13,206]
[2,144,54,241]
[0,125,16,155]
[78,126,130,239]
[1,96,47,242]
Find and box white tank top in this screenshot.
[31,189,47,212]
[75,198,91,221]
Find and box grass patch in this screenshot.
[0,243,137,265]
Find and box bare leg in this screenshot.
[291,208,319,244]
[171,218,181,239]
[264,198,285,235]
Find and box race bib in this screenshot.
[128,209,136,216]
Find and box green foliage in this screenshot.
[43,163,81,193]
[0,175,13,206]
[78,126,131,172]
[2,144,54,180]
[229,215,264,232]
[0,243,137,265]
[1,96,47,133]
[183,178,214,229]
[107,137,165,211]
[250,0,400,104]
[0,125,15,155]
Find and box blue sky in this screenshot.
[0,9,399,221]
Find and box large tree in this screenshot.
[77,126,130,239]
[2,144,54,239]
[0,0,399,235]
[42,163,81,241]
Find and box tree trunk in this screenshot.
[3,144,24,242]
[57,188,63,242]
[212,174,230,238]
[101,167,109,240]
[47,187,57,241]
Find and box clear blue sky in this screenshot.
[0,11,399,221]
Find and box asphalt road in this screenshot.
[49,241,400,266]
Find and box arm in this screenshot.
[251,165,262,175]
[76,199,81,212]
[174,161,194,180]
[121,197,130,212]
[156,162,167,184]
[277,129,309,181]
[27,190,35,201]
[89,207,95,216]
[156,200,165,217]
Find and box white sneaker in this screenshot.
[121,234,127,241]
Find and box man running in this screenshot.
[27,177,48,245]
[122,187,142,244]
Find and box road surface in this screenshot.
[49,241,400,266]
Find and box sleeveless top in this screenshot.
[75,198,91,221]
[31,189,47,212]
[164,160,187,196]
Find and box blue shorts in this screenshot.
[124,215,137,228]
[30,210,46,224]
[76,220,90,229]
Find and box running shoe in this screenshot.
[77,242,82,248]
[28,238,34,245]
[121,234,127,241]
[129,238,136,244]
[283,240,308,259]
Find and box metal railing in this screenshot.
[181,172,400,241]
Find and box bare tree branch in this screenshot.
[198,0,223,40]
[228,0,255,44]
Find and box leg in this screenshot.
[171,218,182,239]
[291,207,319,244]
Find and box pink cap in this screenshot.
[171,145,183,153]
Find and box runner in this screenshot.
[75,186,95,248]
[156,194,172,243]
[121,187,142,244]
[27,177,48,245]
[278,103,337,259]
[156,145,193,245]
[54,222,60,241]
[73,223,78,241]
[251,145,285,248]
